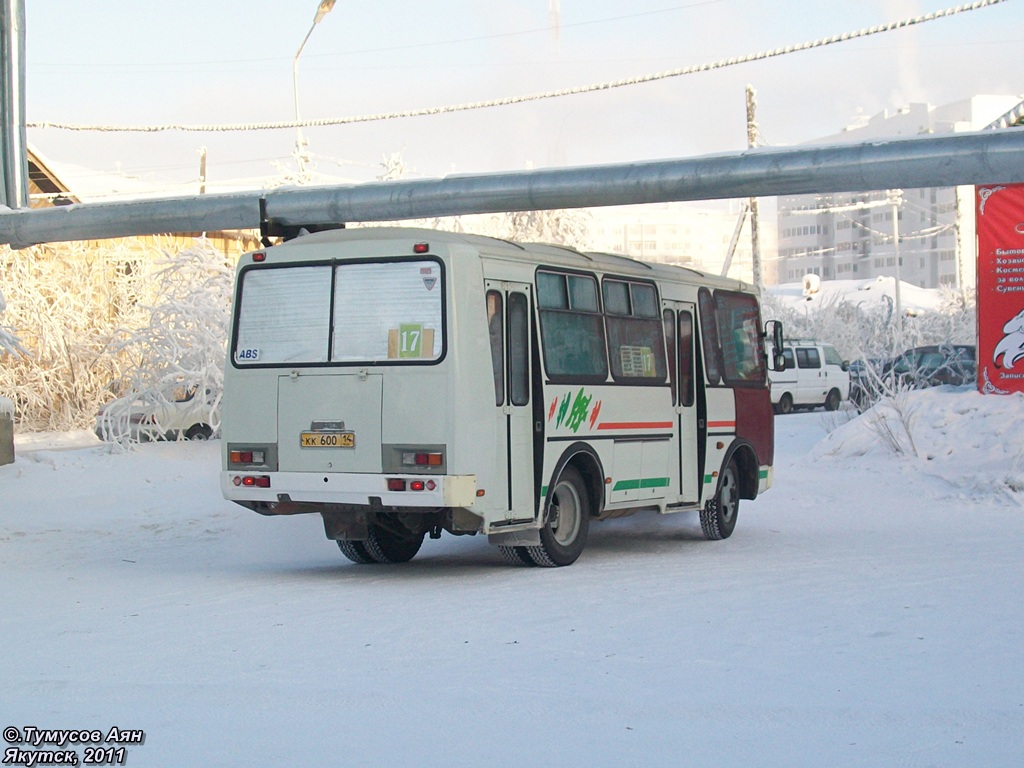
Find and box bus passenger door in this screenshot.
[664,304,700,504]
[486,282,536,522]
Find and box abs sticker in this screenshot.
[236,348,261,362]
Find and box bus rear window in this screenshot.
[233,259,444,366]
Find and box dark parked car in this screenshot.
[850,344,976,410]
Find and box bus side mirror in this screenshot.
[764,319,786,371]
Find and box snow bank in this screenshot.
[0,396,12,417]
[767,275,944,315]
[810,388,1024,501]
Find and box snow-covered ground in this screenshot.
[2,388,1022,767]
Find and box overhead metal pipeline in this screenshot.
[2,128,1024,249]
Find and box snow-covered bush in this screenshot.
[0,240,152,430]
[100,242,233,445]
[0,238,233,436]
[760,284,976,364]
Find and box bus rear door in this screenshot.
[486,282,536,523]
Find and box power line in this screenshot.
[27,0,1008,134]
[30,1,726,71]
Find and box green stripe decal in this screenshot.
[759,469,769,479]
[611,477,671,492]
[704,474,714,485]
[541,485,548,498]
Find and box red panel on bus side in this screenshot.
[733,387,773,466]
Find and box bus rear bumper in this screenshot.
[220,471,477,510]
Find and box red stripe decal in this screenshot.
[596,421,673,430]
[707,421,736,428]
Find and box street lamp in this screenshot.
[292,0,337,180]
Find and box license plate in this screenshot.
[300,431,355,448]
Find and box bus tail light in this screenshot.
[402,451,444,467]
[235,475,271,488]
[387,478,436,492]
[230,450,266,464]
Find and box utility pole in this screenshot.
[197,147,207,195]
[548,0,561,50]
[0,0,29,209]
[745,85,763,290]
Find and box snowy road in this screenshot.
[2,396,1022,767]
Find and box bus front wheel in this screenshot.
[528,466,590,567]
[700,460,739,541]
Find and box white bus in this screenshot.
[221,227,783,567]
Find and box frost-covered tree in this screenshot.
[497,208,591,250]
[105,242,233,444]
[760,285,976,364]
[0,240,153,430]
[0,238,233,436]
[368,149,590,249]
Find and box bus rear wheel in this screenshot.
[700,460,739,541]
[337,539,375,564]
[527,466,590,567]
[498,546,536,566]
[365,524,425,563]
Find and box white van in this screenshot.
[768,339,850,414]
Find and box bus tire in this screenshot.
[776,393,793,415]
[498,546,536,566]
[365,525,425,564]
[824,388,842,411]
[700,460,739,541]
[337,539,375,564]
[527,466,590,567]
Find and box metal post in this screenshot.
[745,85,763,290]
[0,0,29,209]
[889,189,903,330]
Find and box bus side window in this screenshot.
[487,290,504,406]
[508,292,530,406]
[536,270,608,381]
[679,310,695,406]
[663,310,677,404]
[697,288,722,385]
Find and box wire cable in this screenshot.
[27,0,1009,134]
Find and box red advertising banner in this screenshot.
[977,184,1024,394]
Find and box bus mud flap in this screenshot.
[488,528,542,547]
[322,507,371,541]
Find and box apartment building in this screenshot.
[776,95,1023,290]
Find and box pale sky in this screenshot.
[21,0,1024,195]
